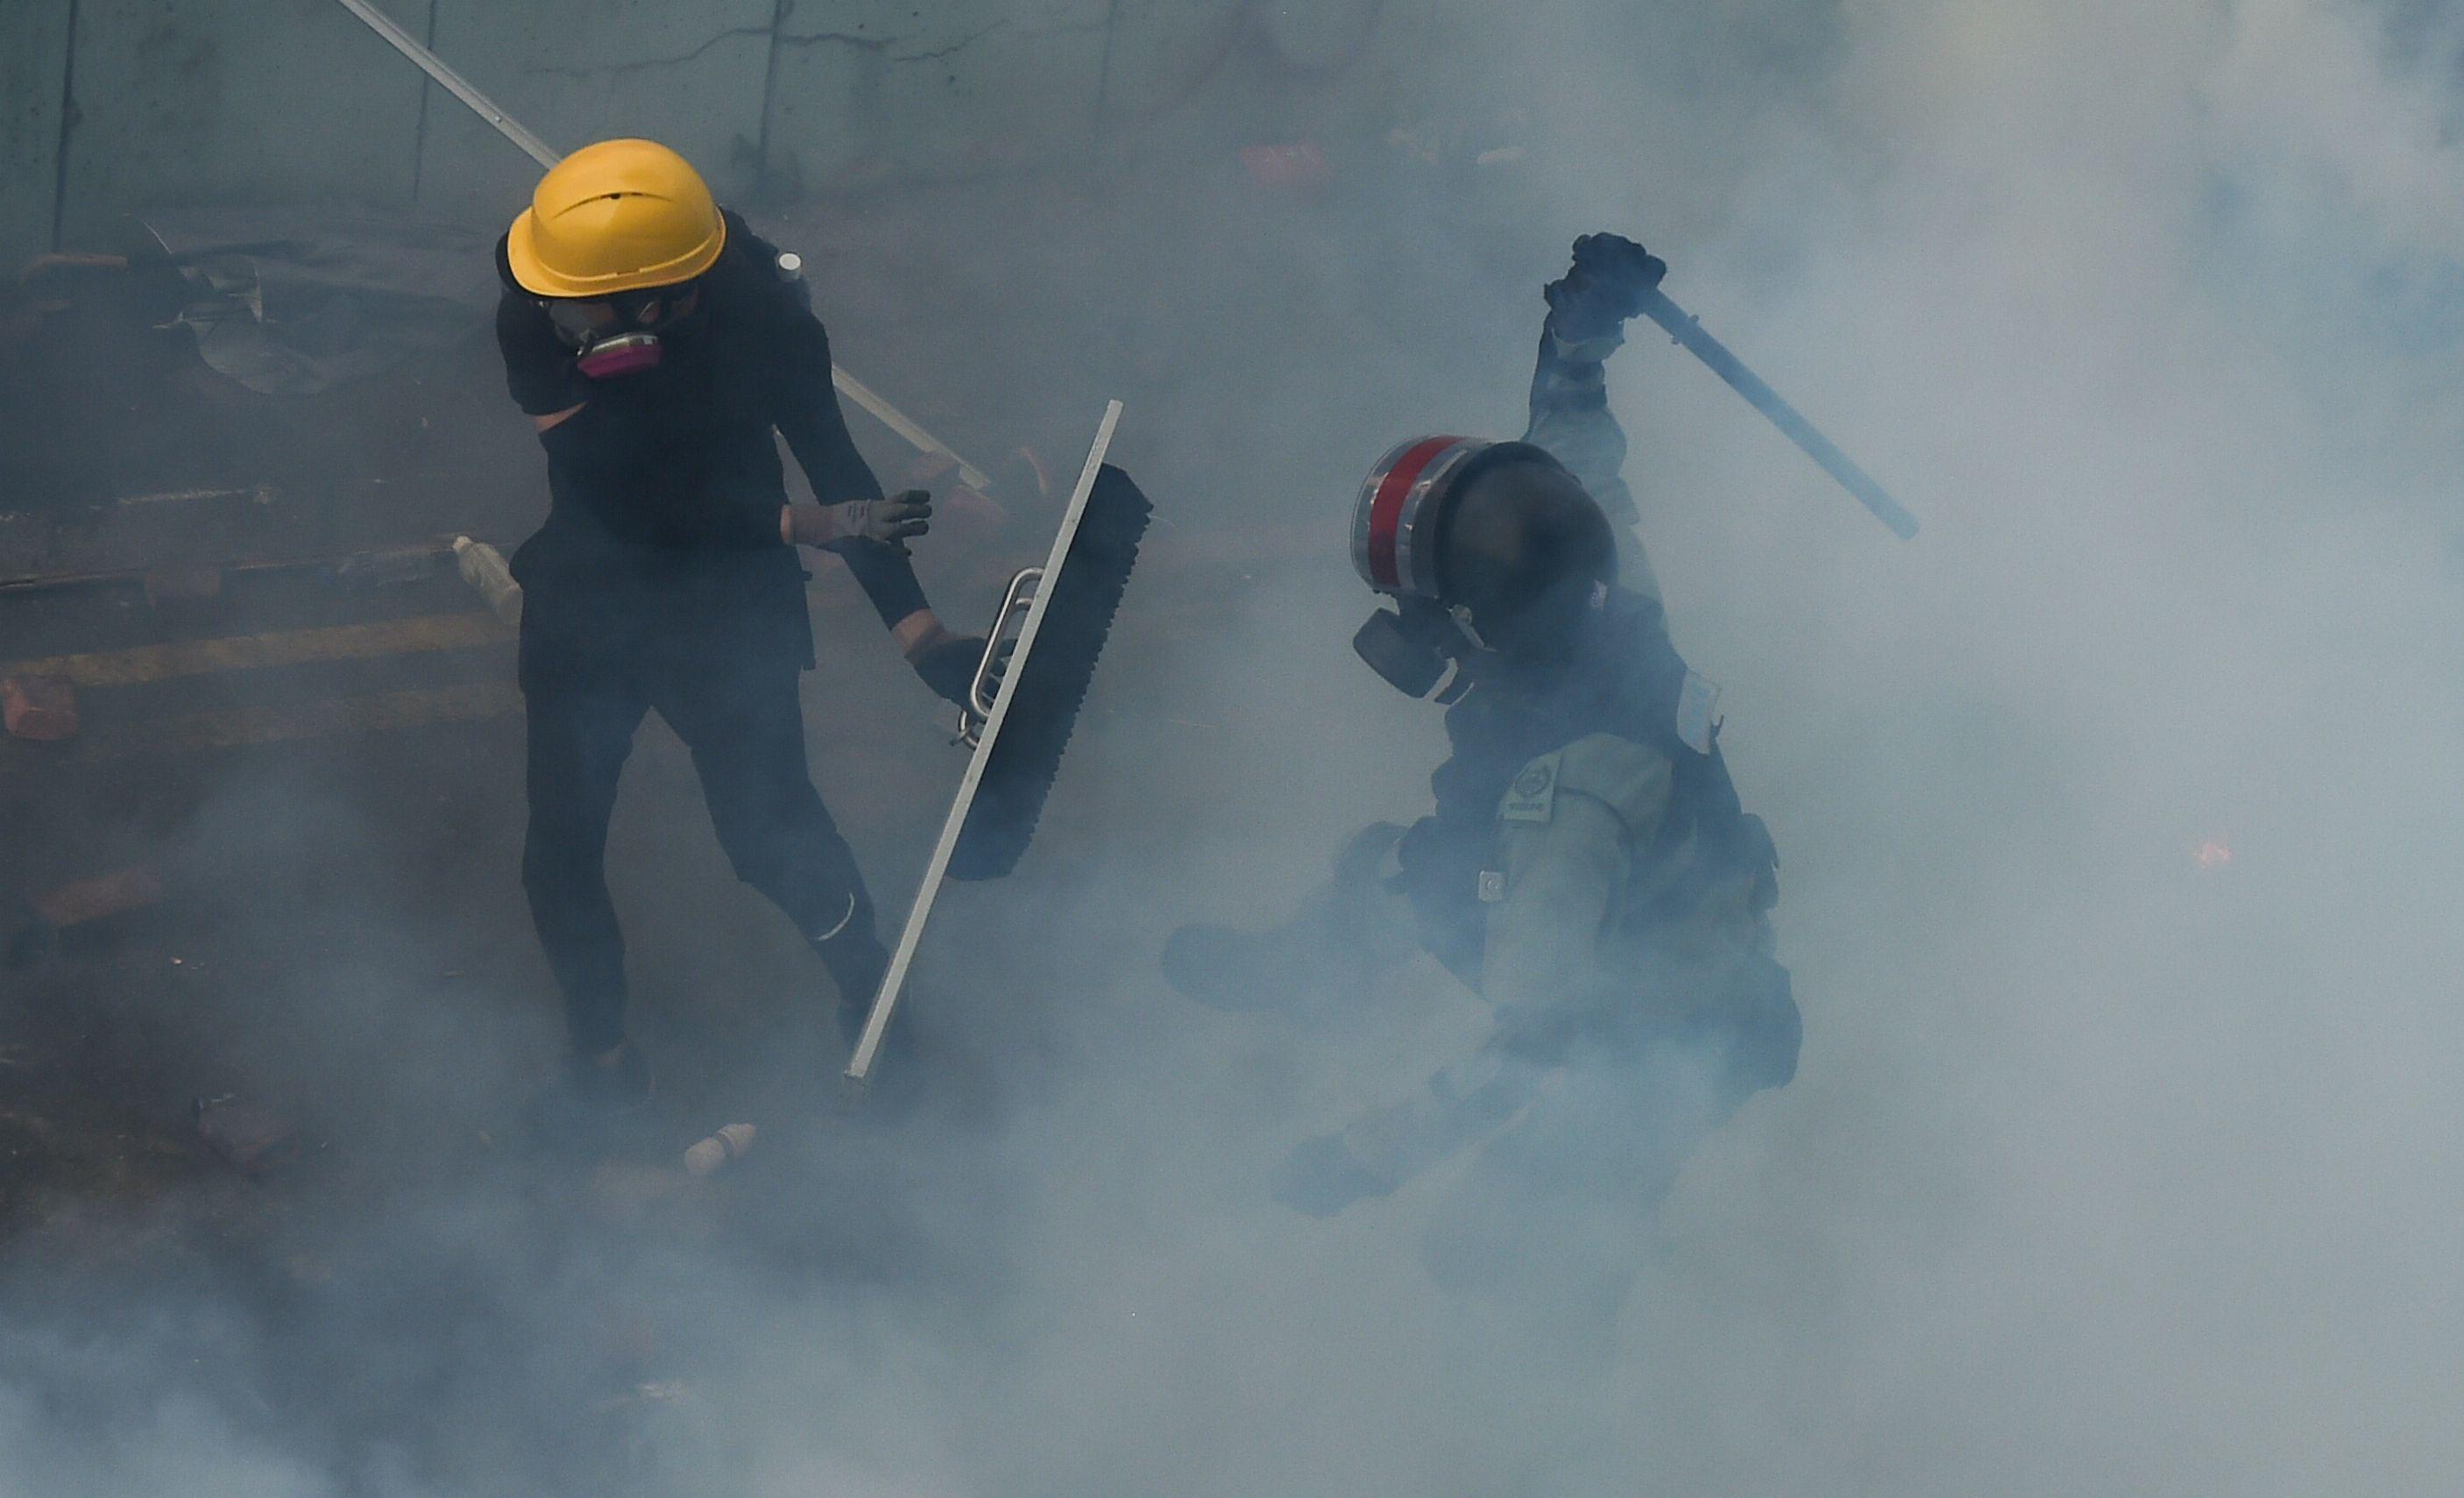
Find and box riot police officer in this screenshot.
[1171,235,1799,1344]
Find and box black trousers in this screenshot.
[520,641,887,1058]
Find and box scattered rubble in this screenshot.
[328,543,450,590]
[4,865,163,970]
[1,672,76,741]
[682,1122,756,1177]
[452,536,523,626]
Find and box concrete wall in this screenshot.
[3,0,1405,257]
[414,0,776,223]
[54,0,437,245]
[764,0,1116,194]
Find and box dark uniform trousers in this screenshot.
[517,565,887,1057]
[492,203,928,1063]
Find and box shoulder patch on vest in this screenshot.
[1499,752,1561,824]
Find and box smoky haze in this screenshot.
[4,1,2461,1494]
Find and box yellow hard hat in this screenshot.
[505,138,726,299]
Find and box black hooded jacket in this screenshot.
[493,209,924,673]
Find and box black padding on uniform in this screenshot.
[948,464,1151,881]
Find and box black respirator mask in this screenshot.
[1353,597,1483,702]
[542,282,697,379]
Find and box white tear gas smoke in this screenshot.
[6,1,2464,1494]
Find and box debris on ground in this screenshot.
[452,536,523,626]
[682,1122,756,1177]
[1,672,77,741]
[5,865,165,970]
[328,543,450,590]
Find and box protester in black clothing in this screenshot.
[494,138,982,1106]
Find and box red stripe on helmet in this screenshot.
[1367,436,1461,590]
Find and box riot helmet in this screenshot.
[1349,436,1615,696]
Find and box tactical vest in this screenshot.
[1391,588,1777,984]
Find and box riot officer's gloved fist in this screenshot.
[1545,232,1668,344]
[784,488,933,554]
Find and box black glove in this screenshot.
[1543,233,1668,343]
[911,633,992,708]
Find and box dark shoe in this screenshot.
[810,921,889,1053]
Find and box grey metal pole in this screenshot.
[1637,288,1920,540]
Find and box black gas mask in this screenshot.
[541,280,699,379]
[1353,597,1481,701]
